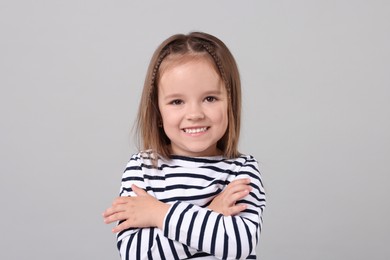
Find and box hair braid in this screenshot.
[150,48,170,97]
[199,42,231,94]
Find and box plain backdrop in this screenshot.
[1,0,389,259]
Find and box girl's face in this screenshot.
[158,58,228,157]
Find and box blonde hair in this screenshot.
[135,32,242,159]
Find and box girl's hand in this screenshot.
[208,178,252,216]
[102,184,170,233]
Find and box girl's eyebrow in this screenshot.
[161,93,183,100]
[203,90,224,96]
[162,90,224,100]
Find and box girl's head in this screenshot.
[136,32,241,159]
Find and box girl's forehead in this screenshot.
[158,59,226,96]
[159,54,219,78]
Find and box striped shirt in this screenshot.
[116,151,266,260]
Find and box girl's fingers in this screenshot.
[112,220,131,233]
[226,189,251,205]
[103,215,115,224]
[112,196,131,206]
[104,211,124,224]
[131,184,147,196]
[103,203,127,218]
[102,208,114,218]
[223,184,252,198]
[229,178,251,186]
[228,204,247,216]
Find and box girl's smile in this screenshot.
[182,126,209,134]
[158,57,228,157]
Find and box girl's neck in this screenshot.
[167,145,223,158]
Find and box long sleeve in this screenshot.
[116,154,200,259]
[162,159,265,259]
[115,152,266,260]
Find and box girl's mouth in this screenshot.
[182,127,209,134]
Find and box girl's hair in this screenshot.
[135,31,242,159]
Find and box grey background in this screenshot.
[1,0,389,259]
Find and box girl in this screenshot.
[103,32,266,260]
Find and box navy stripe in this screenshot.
[222,222,229,259]
[125,233,136,260]
[164,202,180,237]
[166,173,215,181]
[147,184,211,192]
[122,176,144,182]
[163,181,227,191]
[136,230,142,260]
[168,239,179,260]
[116,222,127,249]
[187,252,213,258]
[160,164,181,169]
[144,179,227,193]
[243,208,261,215]
[117,240,122,252]
[232,217,241,259]
[199,165,236,175]
[170,154,252,167]
[123,166,142,172]
[242,216,259,227]
[139,163,157,170]
[243,220,253,254]
[147,228,154,260]
[186,211,198,246]
[210,214,222,255]
[242,161,261,172]
[198,210,211,251]
[249,192,266,201]
[128,156,140,162]
[248,181,263,193]
[182,244,191,258]
[241,171,265,189]
[237,199,263,209]
[156,235,166,260]
[160,190,221,203]
[239,170,262,182]
[143,174,165,180]
[176,204,194,240]
[117,223,136,240]
[231,155,256,167]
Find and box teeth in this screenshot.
[184,127,207,134]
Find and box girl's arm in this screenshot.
[104,179,264,260]
[103,154,266,259]
[161,169,265,259]
[103,178,252,231]
[103,154,202,259]
[103,185,169,231]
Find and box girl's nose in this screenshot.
[186,104,205,120]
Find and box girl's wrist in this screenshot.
[155,202,170,229]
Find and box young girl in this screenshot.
[103,32,266,260]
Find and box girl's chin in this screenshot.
[169,145,220,157]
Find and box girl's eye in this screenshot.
[205,96,217,102]
[170,99,183,105]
